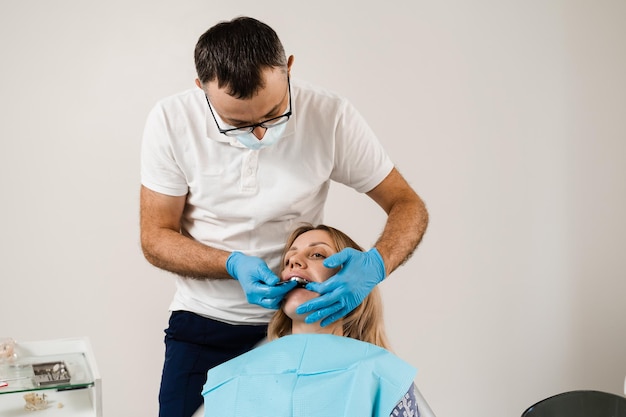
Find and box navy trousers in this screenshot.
[158,311,268,417]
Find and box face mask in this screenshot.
[234,121,288,150]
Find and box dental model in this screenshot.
[0,338,16,363]
[23,393,48,411]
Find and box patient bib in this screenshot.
[202,334,417,417]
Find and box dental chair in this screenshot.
[521,390,626,417]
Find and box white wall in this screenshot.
[1,1,625,416]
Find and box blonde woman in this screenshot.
[203,224,435,416]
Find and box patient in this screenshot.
[202,224,435,417]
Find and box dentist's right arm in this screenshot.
[140,186,295,310]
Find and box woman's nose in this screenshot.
[288,256,304,269]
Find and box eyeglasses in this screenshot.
[205,78,292,137]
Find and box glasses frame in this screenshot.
[205,77,292,137]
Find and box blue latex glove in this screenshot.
[295,248,386,326]
[226,251,297,309]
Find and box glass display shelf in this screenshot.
[0,352,94,395]
[0,338,101,417]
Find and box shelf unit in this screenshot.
[0,337,101,417]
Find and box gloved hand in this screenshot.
[226,251,297,309]
[295,247,386,326]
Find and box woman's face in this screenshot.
[280,229,341,319]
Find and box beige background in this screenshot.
[1,1,625,416]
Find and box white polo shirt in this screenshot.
[141,78,393,324]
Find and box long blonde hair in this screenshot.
[267,224,390,349]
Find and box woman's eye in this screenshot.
[310,252,326,259]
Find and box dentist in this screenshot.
[140,16,428,417]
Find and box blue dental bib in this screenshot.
[202,333,416,417]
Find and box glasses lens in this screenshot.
[223,127,253,137]
[262,115,290,128]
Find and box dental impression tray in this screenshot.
[279,277,310,288]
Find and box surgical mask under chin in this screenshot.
[234,122,287,150]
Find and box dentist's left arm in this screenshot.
[296,168,429,326]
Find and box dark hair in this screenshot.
[194,16,287,99]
